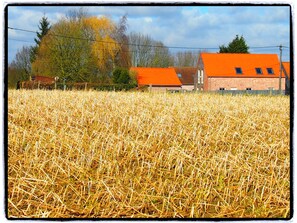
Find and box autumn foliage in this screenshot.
[32,15,120,83]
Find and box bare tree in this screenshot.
[174,51,198,67]
[10,46,32,80]
[149,41,174,67]
[114,15,131,68]
[66,7,89,22]
[129,32,173,67]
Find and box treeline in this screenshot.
[8,8,199,88]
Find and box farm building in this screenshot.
[130,67,182,91]
[18,75,57,89]
[197,53,289,91]
[31,75,55,83]
[173,67,197,91]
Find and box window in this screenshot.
[219,87,225,90]
[267,68,274,74]
[177,73,182,78]
[255,68,263,74]
[246,88,252,90]
[197,70,203,84]
[235,67,243,74]
[199,70,204,84]
[230,88,237,91]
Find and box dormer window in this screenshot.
[267,68,274,74]
[235,67,242,74]
[255,68,263,74]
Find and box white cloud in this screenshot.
[6,5,291,63]
[144,17,153,23]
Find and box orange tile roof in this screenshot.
[200,53,284,78]
[282,62,290,79]
[130,67,182,86]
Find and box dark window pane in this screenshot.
[255,68,263,74]
[267,68,274,74]
[235,67,242,74]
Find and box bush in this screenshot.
[112,68,131,84]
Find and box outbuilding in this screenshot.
[130,67,182,92]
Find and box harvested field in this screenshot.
[8,90,291,218]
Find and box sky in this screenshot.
[6,3,292,63]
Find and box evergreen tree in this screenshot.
[30,16,51,63]
[35,16,51,46]
[219,35,249,53]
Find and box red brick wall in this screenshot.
[150,86,181,92]
[206,77,286,91]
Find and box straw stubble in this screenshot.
[8,90,290,218]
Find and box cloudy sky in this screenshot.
[6,3,291,63]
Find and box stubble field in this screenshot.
[8,90,290,218]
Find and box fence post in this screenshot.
[54,76,59,90]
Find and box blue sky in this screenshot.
[6,4,291,63]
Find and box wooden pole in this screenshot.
[279,45,283,94]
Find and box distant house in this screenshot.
[173,67,197,91]
[197,53,287,91]
[31,75,55,83]
[19,75,57,89]
[130,67,182,91]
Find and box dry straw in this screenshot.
[8,90,290,218]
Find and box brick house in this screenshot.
[197,53,288,91]
[130,67,182,91]
[173,67,197,91]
